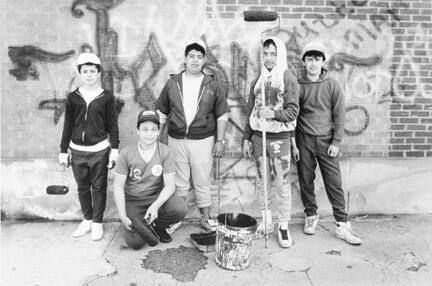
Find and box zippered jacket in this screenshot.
[60,89,119,152]
[156,71,229,139]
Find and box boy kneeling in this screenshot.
[113,110,187,249]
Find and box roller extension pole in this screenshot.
[243,10,279,249]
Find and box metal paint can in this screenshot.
[214,213,258,271]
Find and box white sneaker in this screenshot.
[72,219,92,238]
[335,221,362,245]
[304,214,319,235]
[91,223,104,241]
[166,221,182,235]
[277,222,293,248]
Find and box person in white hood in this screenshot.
[243,36,299,248]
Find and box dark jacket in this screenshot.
[60,89,119,152]
[297,69,345,146]
[156,71,229,139]
[243,69,299,140]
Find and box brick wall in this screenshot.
[1,0,432,161]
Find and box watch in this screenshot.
[216,139,226,144]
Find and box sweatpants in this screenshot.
[168,136,214,208]
[122,194,187,249]
[296,131,347,222]
[252,135,292,223]
[71,147,110,223]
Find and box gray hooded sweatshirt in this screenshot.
[297,69,345,146]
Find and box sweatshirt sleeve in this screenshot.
[213,79,230,118]
[273,70,299,123]
[60,93,74,153]
[330,79,345,146]
[156,80,171,115]
[106,92,120,149]
[242,79,257,141]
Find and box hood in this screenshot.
[170,70,214,85]
[261,36,287,72]
[298,68,329,84]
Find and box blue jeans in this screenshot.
[295,131,347,222]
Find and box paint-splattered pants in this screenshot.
[252,135,292,222]
[296,131,347,222]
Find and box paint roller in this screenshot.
[243,10,280,249]
[243,11,278,22]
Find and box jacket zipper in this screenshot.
[176,82,189,137]
[78,91,104,143]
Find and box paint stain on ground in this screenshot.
[325,250,342,256]
[141,245,208,282]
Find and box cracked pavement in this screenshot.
[2,214,432,285]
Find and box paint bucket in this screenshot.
[214,213,258,271]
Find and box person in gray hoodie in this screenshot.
[295,41,361,245]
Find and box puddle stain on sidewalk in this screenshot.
[141,245,208,282]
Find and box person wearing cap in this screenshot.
[58,52,119,241]
[296,41,361,245]
[156,38,230,231]
[112,110,187,249]
[242,37,299,248]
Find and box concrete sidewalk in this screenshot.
[2,214,431,286]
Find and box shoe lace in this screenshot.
[306,216,315,227]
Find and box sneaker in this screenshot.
[166,221,182,235]
[72,219,92,237]
[304,214,319,235]
[335,221,362,245]
[254,221,275,239]
[91,223,104,241]
[154,225,172,243]
[277,223,293,248]
[200,219,217,231]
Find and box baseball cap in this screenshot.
[301,41,326,61]
[185,37,206,53]
[76,53,101,66]
[137,110,160,128]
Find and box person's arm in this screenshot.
[157,110,168,143]
[60,93,74,153]
[145,148,176,223]
[242,80,257,158]
[113,172,132,230]
[273,70,300,123]
[212,79,230,157]
[330,79,345,147]
[155,80,171,140]
[290,134,300,162]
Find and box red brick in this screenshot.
[411,111,430,117]
[402,104,422,110]
[407,125,426,130]
[406,138,425,144]
[391,124,406,130]
[413,16,431,21]
[390,111,409,117]
[304,0,324,5]
[391,145,411,151]
[293,7,313,12]
[281,13,302,18]
[389,151,404,157]
[406,151,425,157]
[369,1,389,8]
[217,0,236,4]
[261,0,282,5]
[415,131,432,137]
[283,0,303,5]
[394,131,413,137]
[427,151,432,157]
[225,5,239,11]
[414,145,432,150]
[390,138,404,144]
[219,12,236,18]
[239,0,259,4]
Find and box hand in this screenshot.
[242,140,253,158]
[107,149,118,169]
[292,145,300,162]
[258,107,275,119]
[120,216,132,231]
[58,153,70,168]
[213,141,224,158]
[327,144,339,157]
[144,203,159,224]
